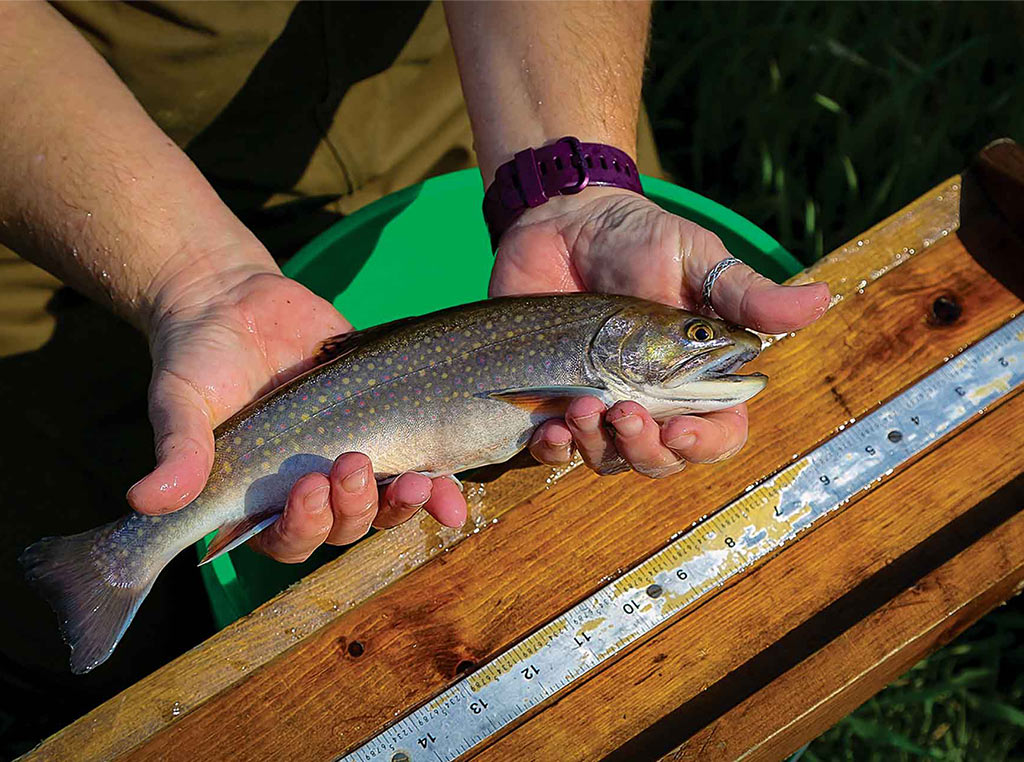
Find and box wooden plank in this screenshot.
[94,203,1021,760]
[25,141,1021,761]
[468,392,1024,761]
[663,478,1024,762]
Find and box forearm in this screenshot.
[0,2,277,333]
[445,0,650,183]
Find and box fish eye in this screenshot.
[686,321,714,342]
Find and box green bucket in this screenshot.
[196,169,802,629]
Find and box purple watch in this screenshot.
[482,136,643,249]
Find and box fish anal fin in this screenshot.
[486,385,605,416]
[199,510,282,566]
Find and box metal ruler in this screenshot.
[343,315,1024,762]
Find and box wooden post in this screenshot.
[23,141,1024,762]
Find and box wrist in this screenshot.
[143,235,280,339]
[477,127,637,186]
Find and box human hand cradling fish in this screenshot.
[447,3,830,483]
[131,264,468,563]
[489,186,830,478]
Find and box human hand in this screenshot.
[491,186,831,478]
[128,256,467,562]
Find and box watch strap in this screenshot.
[483,137,643,249]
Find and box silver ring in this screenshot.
[701,257,743,311]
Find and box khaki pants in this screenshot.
[0,2,664,735]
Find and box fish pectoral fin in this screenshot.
[199,510,283,566]
[485,385,607,416]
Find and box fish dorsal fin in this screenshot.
[312,315,423,366]
[198,510,282,566]
[485,385,607,416]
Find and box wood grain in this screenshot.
[24,142,1023,762]
[470,392,1024,761]
[662,478,1024,762]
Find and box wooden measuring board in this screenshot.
[25,140,1024,762]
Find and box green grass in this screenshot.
[803,605,1024,761]
[645,3,1024,758]
[646,1,1024,265]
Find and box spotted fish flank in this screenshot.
[20,294,767,673]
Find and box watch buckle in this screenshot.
[559,136,590,195]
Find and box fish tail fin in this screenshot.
[20,521,161,674]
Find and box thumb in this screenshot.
[684,228,830,333]
[127,369,215,515]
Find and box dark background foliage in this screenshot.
[646,2,1024,264]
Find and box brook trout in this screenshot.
[22,294,767,673]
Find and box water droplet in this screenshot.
[171,701,182,717]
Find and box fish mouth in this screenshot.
[661,341,763,388]
[646,339,768,407]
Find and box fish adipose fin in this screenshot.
[20,522,161,675]
[198,510,282,566]
[485,385,607,416]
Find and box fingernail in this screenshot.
[125,477,145,504]
[611,413,643,437]
[546,431,571,447]
[342,465,369,493]
[304,485,330,511]
[667,432,697,451]
[570,412,600,431]
[392,495,428,511]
